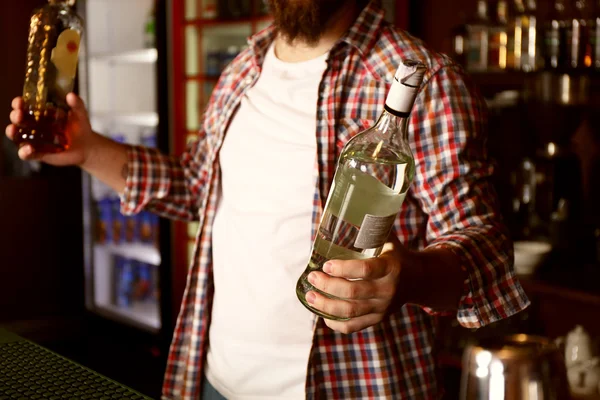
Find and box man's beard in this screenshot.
[267,0,350,45]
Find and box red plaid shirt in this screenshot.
[122,2,529,398]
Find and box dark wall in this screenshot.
[0,0,84,323]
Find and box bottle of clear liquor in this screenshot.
[544,0,568,69]
[15,0,83,153]
[566,0,590,69]
[296,60,427,321]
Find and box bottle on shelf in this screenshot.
[466,0,491,72]
[15,0,83,154]
[544,0,568,69]
[451,12,469,67]
[202,0,218,19]
[566,0,592,69]
[594,0,600,68]
[567,0,579,69]
[296,60,427,321]
[489,0,511,71]
[514,0,539,72]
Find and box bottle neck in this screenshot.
[374,108,410,144]
[515,0,526,14]
[575,0,587,12]
[497,1,508,24]
[384,77,420,120]
[477,1,488,19]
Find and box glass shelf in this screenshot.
[91,112,159,127]
[90,48,158,64]
[95,243,161,266]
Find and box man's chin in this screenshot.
[268,0,349,44]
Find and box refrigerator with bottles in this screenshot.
[77,0,175,347]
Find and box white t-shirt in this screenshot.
[207,44,329,399]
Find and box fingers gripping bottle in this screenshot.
[296,60,427,321]
[16,0,83,153]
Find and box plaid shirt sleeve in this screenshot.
[120,137,210,222]
[410,64,530,329]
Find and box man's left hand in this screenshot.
[305,240,411,334]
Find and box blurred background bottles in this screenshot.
[452,0,600,72]
[489,0,511,71]
[15,0,83,153]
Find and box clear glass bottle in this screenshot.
[544,0,568,69]
[15,0,83,153]
[566,0,587,69]
[296,60,427,321]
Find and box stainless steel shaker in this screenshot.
[460,334,571,400]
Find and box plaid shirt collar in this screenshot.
[247,0,386,68]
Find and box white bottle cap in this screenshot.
[385,60,427,115]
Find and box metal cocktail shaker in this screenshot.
[460,334,571,400]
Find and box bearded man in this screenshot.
[6,0,529,398]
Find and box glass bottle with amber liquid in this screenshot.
[15,0,83,153]
[514,0,539,71]
[489,0,511,71]
[296,60,427,321]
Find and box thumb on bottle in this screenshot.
[66,92,87,117]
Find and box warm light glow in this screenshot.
[547,142,556,157]
[514,26,522,61]
[560,74,570,104]
[476,350,492,367]
[585,55,592,68]
[528,381,540,400]
[499,33,508,69]
[489,361,505,400]
[476,366,488,378]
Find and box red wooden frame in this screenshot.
[170,0,188,325]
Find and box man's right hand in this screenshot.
[5,93,96,167]
[6,93,130,194]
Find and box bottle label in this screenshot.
[354,213,397,250]
[51,29,81,96]
[467,29,488,71]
